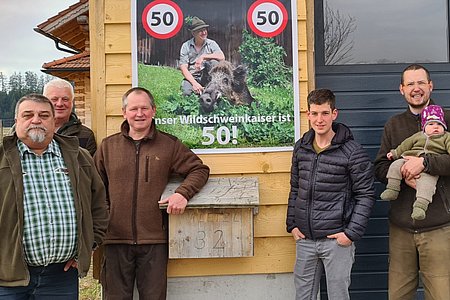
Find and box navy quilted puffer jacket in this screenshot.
[286,123,375,241]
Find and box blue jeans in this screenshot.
[294,238,355,300]
[0,263,78,300]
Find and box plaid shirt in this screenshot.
[18,139,77,266]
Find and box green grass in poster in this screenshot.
[138,63,295,149]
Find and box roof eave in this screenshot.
[33,27,81,54]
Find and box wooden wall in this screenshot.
[90,0,313,277]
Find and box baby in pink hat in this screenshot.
[381,105,450,220]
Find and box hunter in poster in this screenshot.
[132,0,299,153]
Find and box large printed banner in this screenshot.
[131,0,299,153]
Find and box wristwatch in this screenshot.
[422,156,429,173]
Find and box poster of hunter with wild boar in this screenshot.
[132,0,299,153]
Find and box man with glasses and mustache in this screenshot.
[0,94,108,299]
[375,64,450,299]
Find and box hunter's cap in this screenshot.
[189,16,209,32]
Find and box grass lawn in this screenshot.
[79,264,102,300]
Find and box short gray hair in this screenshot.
[122,87,156,109]
[15,94,55,118]
[43,78,75,100]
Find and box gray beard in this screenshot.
[27,128,46,143]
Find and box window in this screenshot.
[323,0,449,65]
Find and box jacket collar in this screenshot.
[301,122,354,148]
[57,112,81,133]
[3,133,80,154]
[120,120,157,141]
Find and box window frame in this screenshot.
[314,0,450,74]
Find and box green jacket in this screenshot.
[0,134,109,286]
[391,131,450,159]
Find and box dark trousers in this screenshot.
[0,262,78,300]
[101,244,168,300]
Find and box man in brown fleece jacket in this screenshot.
[94,87,209,300]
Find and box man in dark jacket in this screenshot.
[374,64,450,300]
[286,89,375,300]
[0,94,108,298]
[94,87,209,299]
[43,78,97,155]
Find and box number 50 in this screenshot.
[202,126,238,145]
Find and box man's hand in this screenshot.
[158,192,188,215]
[64,259,78,271]
[404,176,418,190]
[387,152,393,160]
[194,56,204,71]
[291,227,305,241]
[401,156,424,180]
[327,232,352,246]
[192,81,204,94]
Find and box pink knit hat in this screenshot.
[421,105,447,131]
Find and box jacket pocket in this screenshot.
[145,156,149,182]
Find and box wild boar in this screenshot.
[199,60,255,113]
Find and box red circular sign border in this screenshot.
[142,0,183,39]
[247,0,288,38]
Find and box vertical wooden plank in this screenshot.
[90,0,106,280]
[305,0,315,95]
[90,0,107,141]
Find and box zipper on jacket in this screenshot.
[307,154,319,240]
[145,156,149,182]
[132,144,140,244]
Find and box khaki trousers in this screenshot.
[388,223,450,300]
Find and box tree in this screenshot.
[24,71,39,94]
[0,72,6,92]
[324,2,356,65]
[0,71,54,123]
[8,72,23,94]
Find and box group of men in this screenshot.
[0,80,209,300]
[0,37,448,300]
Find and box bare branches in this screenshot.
[324,2,356,65]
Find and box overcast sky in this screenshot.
[0,0,78,77]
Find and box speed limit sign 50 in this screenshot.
[142,0,183,39]
[247,0,288,38]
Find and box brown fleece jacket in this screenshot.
[94,121,209,244]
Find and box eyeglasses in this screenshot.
[403,80,430,88]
